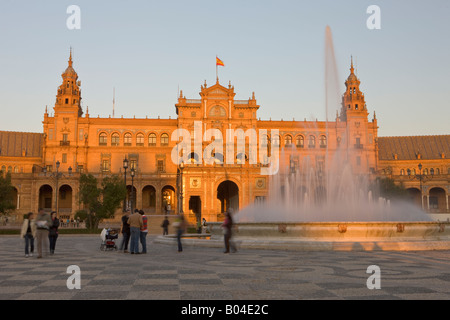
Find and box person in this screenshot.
[139,210,148,254]
[35,208,52,258]
[222,208,237,253]
[128,209,143,254]
[196,219,202,234]
[174,213,186,252]
[20,212,36,258]
[202,218,207,234]
[161,215,170,235]
[48,211,60,254]
[119,210,131,253]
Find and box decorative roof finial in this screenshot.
[69,47,73,67]
[350,55,354,74]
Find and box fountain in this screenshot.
[206,26,450,251]
[156,26,450,251]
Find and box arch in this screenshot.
[148,133,157,146]
[284,134,293,147]
[111,132,120,146]
[58,184,73,216]
[319,135,327,148]
[189,152,200,164]
[308,135,316,148]
[429,187,446,212]
[136,132,145,146]
[99,132,108,146]
[160,133,169,146]
[406,187,422,208]
[209,105,227,118]
[142,185,156,213]
[236,153,248,164]
[39,184,53,211]
[124,132,132,146]
[295,135,305,148]
[161,185,175,213]
[217,180,239,214]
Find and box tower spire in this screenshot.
[68,47,73,67]
[350,55,354,74]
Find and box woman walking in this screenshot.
[48,211,60,254]
[20,212,36,258]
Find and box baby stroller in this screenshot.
[100,228,120,251]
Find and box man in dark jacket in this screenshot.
[119,210,131,253]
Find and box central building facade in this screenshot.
[1,53,381,224]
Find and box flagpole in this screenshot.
[216,55,218,83]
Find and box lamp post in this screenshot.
[123,157,128,212]
[130,168,135,213]
[179,161,184,214]
[407,163,434,210]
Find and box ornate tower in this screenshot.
[54,49,83,117]
[340,57,368,122]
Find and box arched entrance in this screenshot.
[162,185,175,213]
[142,185,156,213]
[39,185,53,212]
[429,187,446,212]
[217,180,239,213]
[58,184,73,218]
[407,188,422,208]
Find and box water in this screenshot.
[235,26,431,223]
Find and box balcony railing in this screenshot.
[60,141,70,146]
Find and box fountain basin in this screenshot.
[203,221,450,251]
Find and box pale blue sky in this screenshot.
[0,0,449,137]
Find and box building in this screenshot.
[0,52,448,223]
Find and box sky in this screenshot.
[0,0,449,137]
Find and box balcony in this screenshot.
[354,143,364,149]
[60,141,70,146]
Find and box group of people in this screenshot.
[20,208,60,258]
[119,209,148,254]
[20,207,237,257]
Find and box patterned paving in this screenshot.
[1,235,450,301]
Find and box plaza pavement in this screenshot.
[1,234,450,301]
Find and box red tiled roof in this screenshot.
[0,131,43,157]
[378,135,450,160]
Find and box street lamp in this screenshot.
[179,161,184,214]
[123,157,128,212]
[407,163,434,210]
[130,167,135,213]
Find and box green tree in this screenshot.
[78,173,126,230]
[0,172,15,216]
[371,177,408,201]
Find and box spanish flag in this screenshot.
[216,56,225,66]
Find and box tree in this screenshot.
[371,177,408,201]
[0,172,15,216]
[78,173,126,230]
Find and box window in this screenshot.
[296,136,304,148]
[272,135,280,147]
[111,133,120,146]
[308,135,316,148]
[62,153,67,163]
[136,133,144,146]
[284,135,292,146]
[130,159,137,170]
[101,160,110,172]
[319,135,327,148]
[62,134,68,142]
[157,160,165,172]
[161,133,169,146]
[429,197,438,209]
[148,133,156,146]
[99,133,107,146]
[1,166,5,172]
[48,129,53,140]
[79,129,84,141]
[400,169,405,176]
[124,133,132,146]
[65,98,69,104]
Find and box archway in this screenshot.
[429,187,446,212]
[39,185,53,211]
[58,184,73,218]
[407,188,422,208]
[142,185,156,213]
[162,185,175,213]
[189,196,202,223]
[217,180,239,213]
